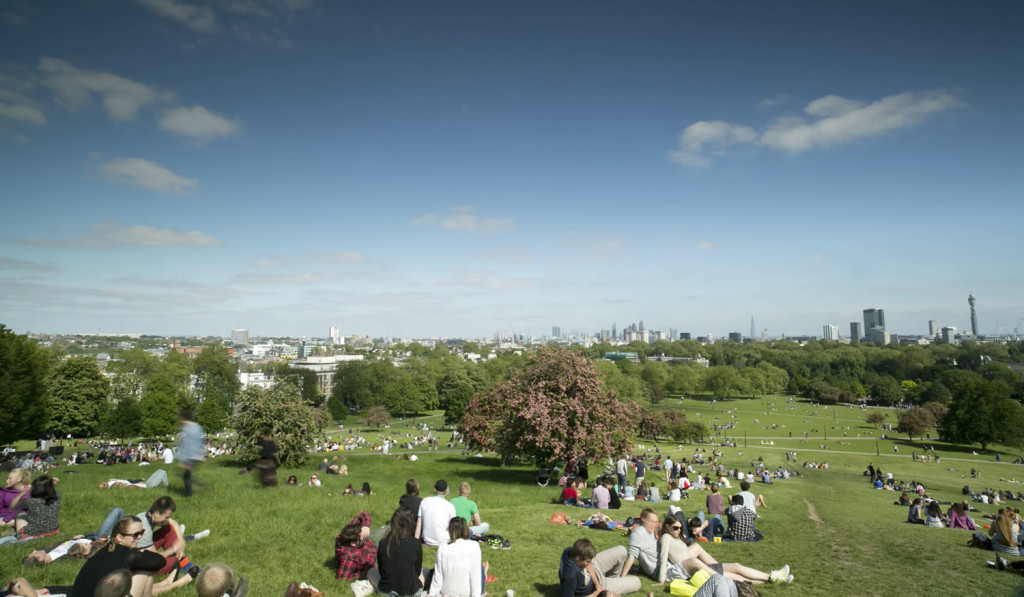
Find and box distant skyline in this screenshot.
[2,2,1022,338]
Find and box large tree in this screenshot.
[0,325,50,444]
[941,376,1023,450]
[234,384,315,466]
[192,345,240,410]
[49,356,110,436]
[458,346,639,464]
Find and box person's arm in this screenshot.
[7,577,39,597]
[167,519,186,557]
[585,563,605,597]
[469,543,482,597]
[656,534,670,584]
[125,548,168,572]
[414,516,423,540]
[352,510,372,543]
[620,555,635,578]
[471,511,483,526]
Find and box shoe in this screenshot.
[999,557,1008,571]
[988,561,998,569]
[785,574,794,584]
[780,564,790,577]
[769,569,787,584]
[193,529,210,540]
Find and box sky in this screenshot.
[1,1,1022,340]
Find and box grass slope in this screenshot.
[4,399,1024,596]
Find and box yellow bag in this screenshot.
[669,579,699,597]
[690,570,711,588]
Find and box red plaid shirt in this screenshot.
[335,511,376,580]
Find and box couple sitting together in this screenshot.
[558,508,792,597]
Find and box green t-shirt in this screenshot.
[450,496,478,523]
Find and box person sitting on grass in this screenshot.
[400,478,422,514]
[98,470,170,490]
[948,502,977,530]
[1,469,30,527]
[371,508,424,596]
[736,481,766,512]
[196,563,247,597]
[925,502,946,528]
[451,482,490,537]
[12,475,60,540]
[558,537,641,597]
[723,495,760,541]
[136,496,199,576]
[335,510,377,583]
[907,498,924,524]
[655,514,791,586]
[429,517,485,597]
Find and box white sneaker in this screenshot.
[786,574,794,584]
[193,529,210,540]
[769,570,784,583]
[780,564,790,577]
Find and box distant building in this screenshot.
[942,326,958,345]
[680,332,691,340]
[850,322,863,343]
[231,329,249,345]
[969,293,979,337]
[870,328,890,345]
[728,332,742,343]
[292,354,365,399]
[552,326,561,339]
[822,324,839,340]
[928,320,938,338]
[329,326,340,345]
[863,308,885,331]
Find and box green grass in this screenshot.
[4,399,1024,596]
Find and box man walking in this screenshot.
[177,410,205,498]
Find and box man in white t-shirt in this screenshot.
[416,479,456,546]
[162,446,174,464]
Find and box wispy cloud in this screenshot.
[22,220,221,248]
[159,105,240,144]
[136,0,221,33]
[318,251,364,264]
[0,255,59,272]
[99,157,197,193]
[671,90,962,168]
[758,94,790,109]
[562,235,625,263]
[414,207,515,234]
[232,271,335,285]
[38,57,174,121]
[481,244,534,263]
[0,100,45,126]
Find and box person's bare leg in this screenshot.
[688,543,720,566]
[130,573,154,597]
[682,556,720,577]
[722,563,770,583]
[152,573,193,595]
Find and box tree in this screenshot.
[865,412,885,426]
[941,376,1022,450]
[438,367,477,427]
[272,364,324,408]
[897,407,935,441]
[0,325,50,444]
[458,346,640,464]
[870,377,902,405]
[192,345,240,410]
[195,399,228,433]
[367,404,390,430]
[103,395,142,440]
[139,373,180,437]
[107,348,159,402]
[49,356,110,436]
[704,366,741,399]
[234,384,315,467]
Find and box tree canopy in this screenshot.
[233,384,315,467]
[0,325,50,444]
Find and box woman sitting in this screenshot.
[924,502,946,528]
[371,508,424,596]
[656,514,790,586]
[429,517,484,597]
[990,509,1020,557]
[948,502,977,530]
[14,475,60,539]
[1,468,30,527]
[666,481,682,502]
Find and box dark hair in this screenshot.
[287,475,298,485]
[926,501,942,517]
[339,523,362,546]
[661,513,681,535]
[405,478,420,496]
[30,475,58,505]
[731,494,744,505]
[362,482,372,494]
[447,516,469,543]
[740,481,751,491]
[94,568,133,597]
[110,516,142,552]
[383,508,416,556]
[149,496,176,515]
[569,537,597,561]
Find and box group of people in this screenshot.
[333,478,495,596]
[558,507,793,597]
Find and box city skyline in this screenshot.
[2,2,1022,338]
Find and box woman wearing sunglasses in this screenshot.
[655,514,792,586]
[70,516,195,597]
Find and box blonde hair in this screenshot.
[9,468,30,486]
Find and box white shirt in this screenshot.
[48,538,92,562]
[162,448,174,464]
[419,495,457,547]
[429,538,482,597]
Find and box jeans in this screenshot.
[85,507,125,540]
[470,522,490,536]
[145,469,169,488]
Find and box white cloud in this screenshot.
[0,101,45,126]
[23,220,220,248]
[668,120,757,168]
[136,0,220,33]
[760,90,961,153]
[232,271,334,285]
[671,90,961,167]
[99,158,197,194]
[319,251,364,264]
[159,105,240,144]
[414,208,515,233]
[0,255,58,272]
[758,94,790,109]
[38,57,173,121]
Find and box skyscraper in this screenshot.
[822,324,838,340]
[552,326,561,339]
[969,293,979,336]
[750,315,756,341]
[863,308,885,334]
[850,322,863,343]
[928,320,938,338]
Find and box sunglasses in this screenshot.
[670,525,682,530]
[124,531,144,539]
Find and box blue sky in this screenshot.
[1,1,1022,339]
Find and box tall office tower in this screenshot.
[750,316,756,340]
[928,320,938,337]
[669,327,678,341]
[850,322,863,343]
[639,320,645,331]
[822,324,838,340]
[612,323,617,341]
[231,329,249,345]
[863,308,885,331]
[942,326,958,344]
[728,332,742,343]
[680,332,691,340]
[552,326,561,339]
[969,293,979,336]
[329,326,340,345]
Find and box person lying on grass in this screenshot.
[98,470,170,490]
[654,514,792,586]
